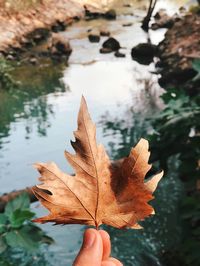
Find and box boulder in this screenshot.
[102,37,120,51]
[131,43,158,65]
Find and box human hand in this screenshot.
[73,228,123,266]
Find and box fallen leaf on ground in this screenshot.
[32,97,163,229]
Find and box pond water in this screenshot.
[0,0,187,265]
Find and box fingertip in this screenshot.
[99,230,111,260]
[99,230,110,240]
[83,228,98,249]
[108,258,123,266]
[73,228,103,265]
[101,258,123,266]
[101,261,116,266]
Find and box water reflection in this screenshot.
[0,62,66,148]
[100,75,163,159]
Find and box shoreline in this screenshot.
[0,0,106,55]
[1,1,199,93]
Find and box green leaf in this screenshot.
[9,209,35,228]
[192,59,200,81]
[4,224,52,251]
[5,225,39,251]
[25,224,54,244]
[0,214,8,233]
[0,236,7,254]
[0,259,13,266]
[0,214,7,224]
[41,234,54,245]
[5,192,30,218]
[0,258,13,266]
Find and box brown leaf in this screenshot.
[32,96,163,229]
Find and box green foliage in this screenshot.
[151,88,200,176]
[192,59,200,82]
[0,192,53,256]
[0,57,17,90]
[149,89,200,266]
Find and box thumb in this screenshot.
[73,228,103,266]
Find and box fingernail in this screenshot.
[83,229,96,249]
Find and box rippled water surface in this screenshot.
[0,1,187,265]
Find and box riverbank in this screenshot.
[0,0,110,55]
[157,10,200,93]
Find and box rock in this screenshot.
[88,33,100,43]
[29,57,38,65]
[26,28,50,44]
[154,9,166,20]
[21,37,34,48]
[102,37,120,51]
[152,10,176,30]
[84,6,103,20]
[99,47,113,54]
[179,6,186,13]
[100,30,110,37]
[6,54,15,61]
[114,51,126,58]
[131,43,158,65]
[104,9,116,20]
[48,33,72,59]
[84,7,116,20]
[152,19,174,30]
[52,20,66,32]
[131,43,157,57]
[122,23,133,27]
[123,4,132,7]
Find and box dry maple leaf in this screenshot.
[32,96,163,229]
